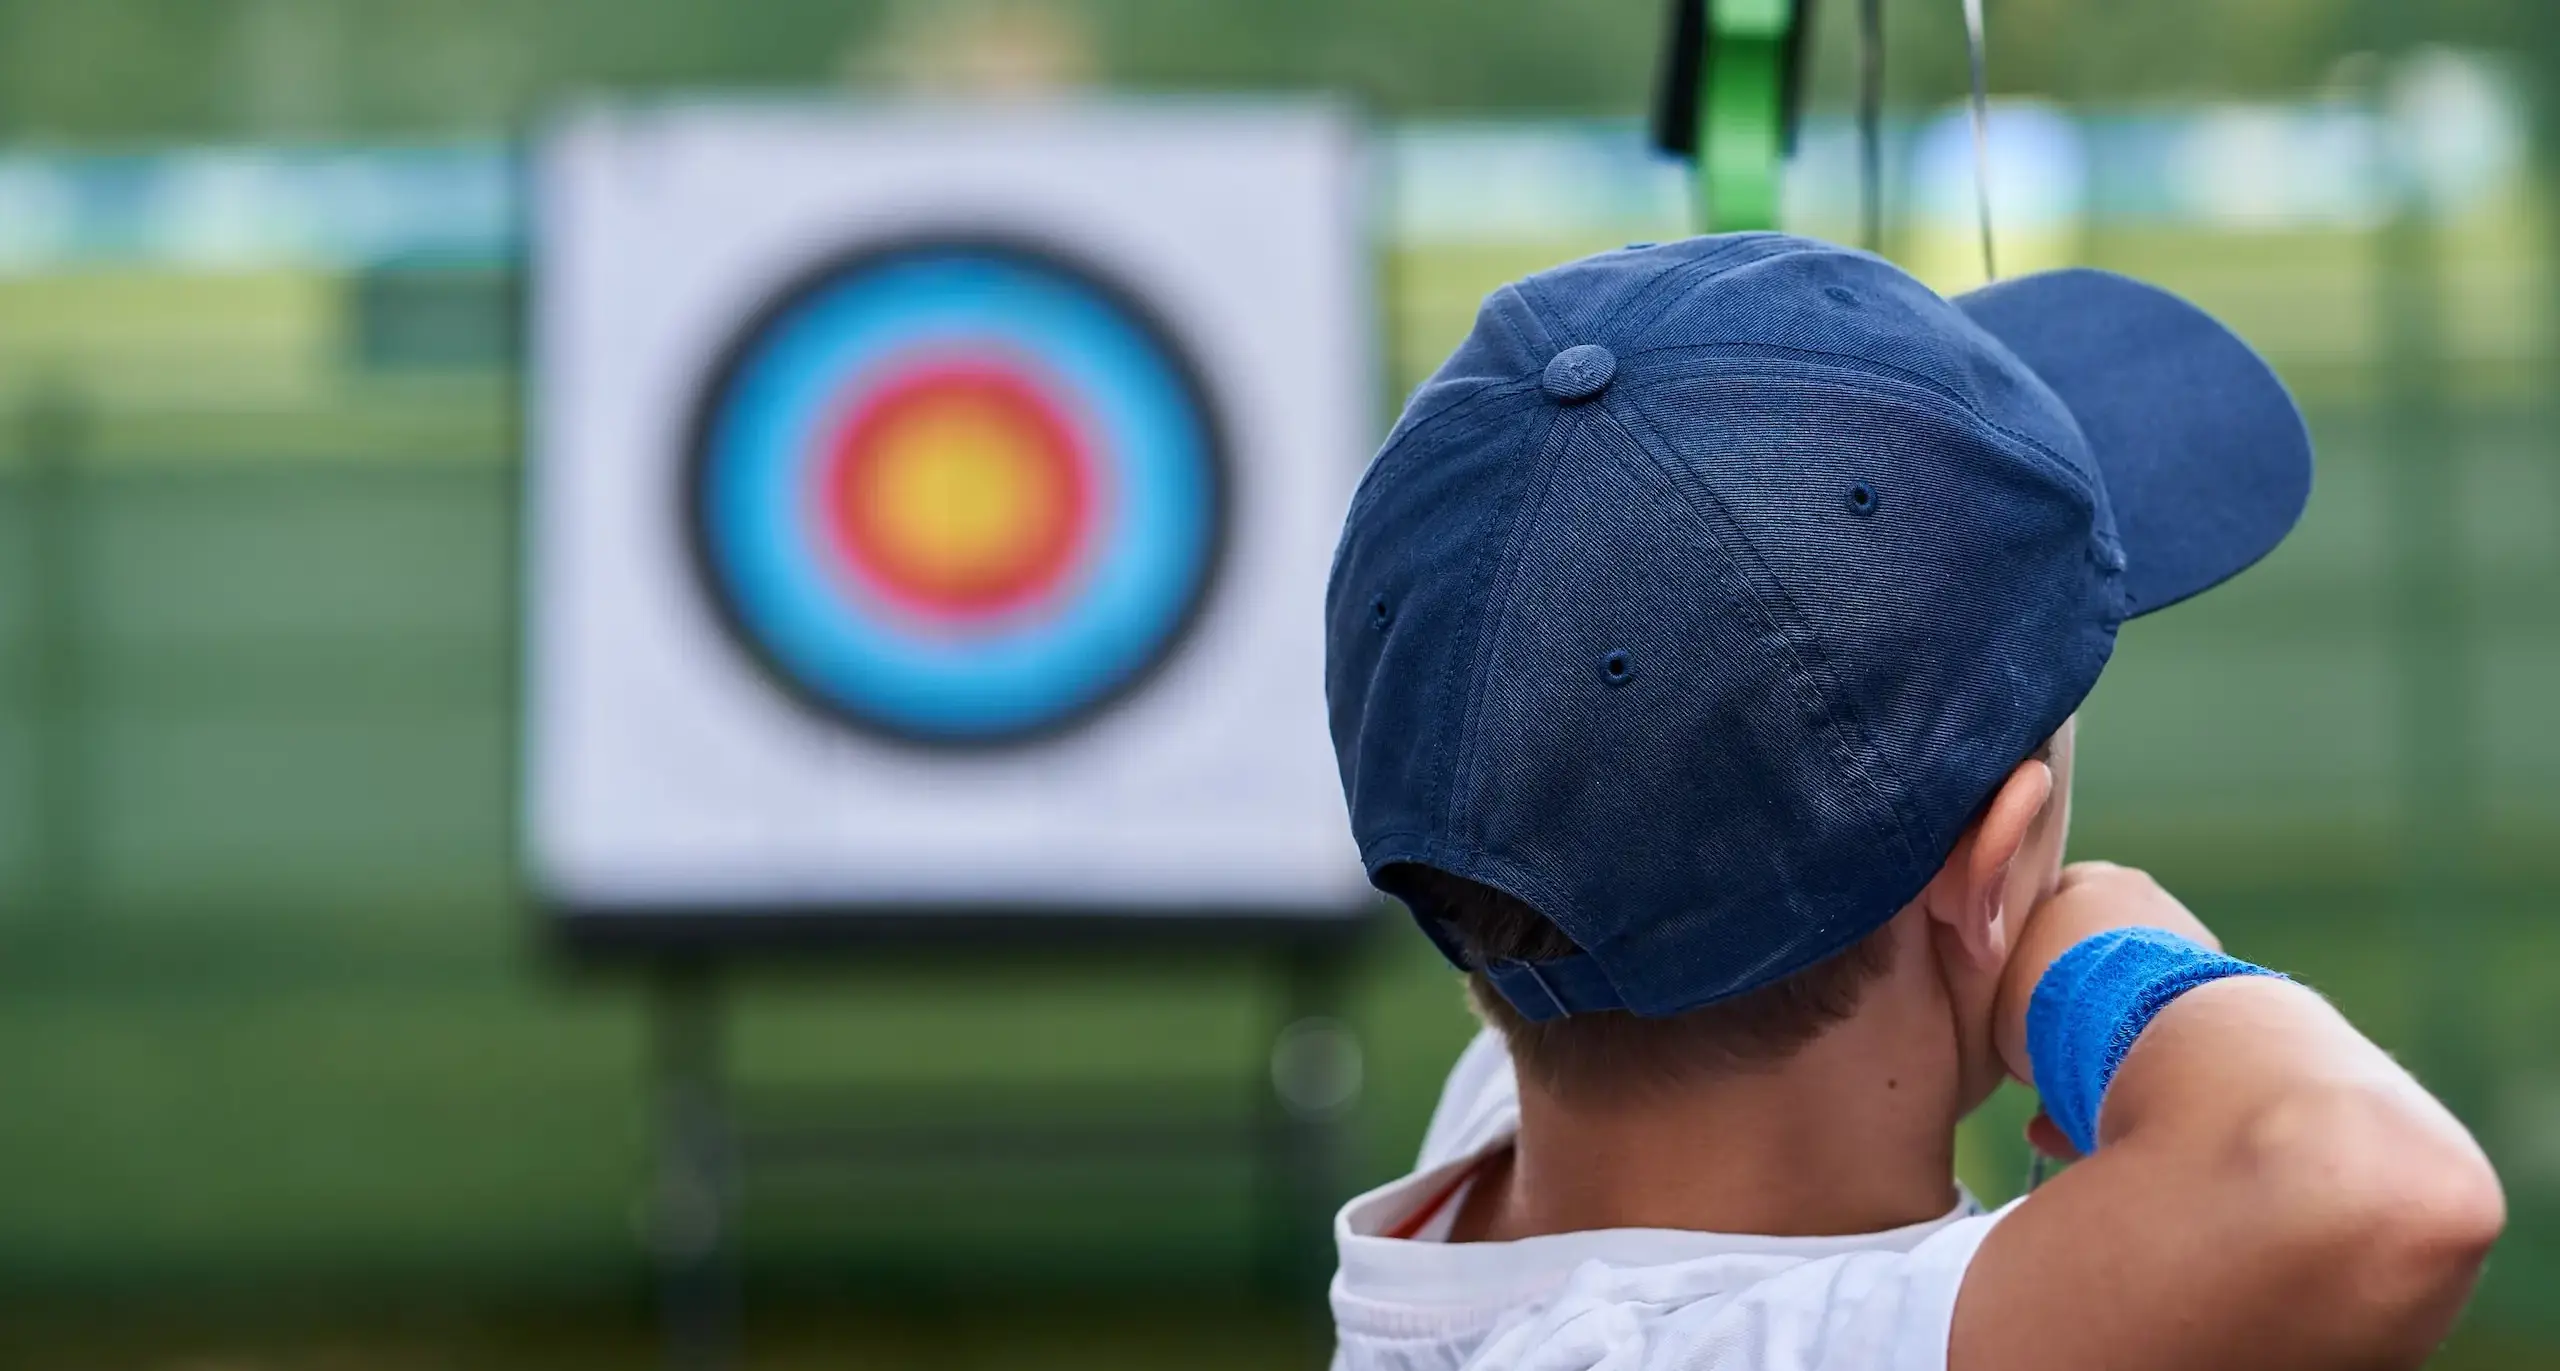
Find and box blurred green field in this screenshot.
[0,218,2556,1364]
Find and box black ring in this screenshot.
[679,232,1233,751]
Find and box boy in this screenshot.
[1322,234,2502,1370]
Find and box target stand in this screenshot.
[620,924,1369,1371]
[523,102,1378,1369]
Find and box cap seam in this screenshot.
[1609,233,1815,340]
[1515,235,1794,351]
[1442,408,1576,859]
[1614,342,2101,511]
[1595,401,1936,891]
[1513,234,1784,344]
[1339,381,1544,555]
[1414,422,1538,856]
[1335,388,1548,871]
[1481,282,1557,359]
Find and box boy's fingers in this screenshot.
[2026,1111,2081,1162]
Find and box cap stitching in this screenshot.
[1483,282,1557,359]
[1333,391,1551,865]
[1515,234,1798,351]
[1514,234,1781,343]
[1613,343,2100,510]
[1441,408,1578,858]
[1610,234,1816,341]
[1338,382,1544,543]
[1415,407,1551,858]
[1596,402,1936,890]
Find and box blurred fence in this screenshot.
[0,112,2557,1345]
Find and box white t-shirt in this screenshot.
[1330,1029,2017,1371]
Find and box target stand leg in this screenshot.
[651,967,738,1371]
[1257,943,1360,1295]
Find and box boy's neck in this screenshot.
[1458,952,1969,1242]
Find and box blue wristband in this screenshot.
[2025,926,2281,1156]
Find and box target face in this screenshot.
[686,239,1228,745]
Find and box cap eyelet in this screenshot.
[1370,594,1394,629]
[1846,480,1879,515]
[1598,649,1636,686]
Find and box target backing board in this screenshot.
[525,101,1375,945]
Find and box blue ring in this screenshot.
[686,239,1227,745]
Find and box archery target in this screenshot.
[688,240,1226,745]
[525,101,1374,937]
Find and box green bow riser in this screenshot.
[1653,0,1813,233]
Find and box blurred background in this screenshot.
[1,0,2556,1366]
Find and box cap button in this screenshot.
[1541,344,1616,403]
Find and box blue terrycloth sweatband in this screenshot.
[2026,926,2282,1156]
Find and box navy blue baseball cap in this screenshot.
[1325,233,2311,1021]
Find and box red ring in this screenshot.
[818,359,1096,623]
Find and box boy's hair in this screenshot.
[1387,863,1896,1103]
[1389,736,2057,1103]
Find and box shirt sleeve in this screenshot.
[1879,1203,2017,1371]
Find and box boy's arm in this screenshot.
[1950,863,2504,1371]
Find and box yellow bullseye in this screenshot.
[829,367,1091,618]
[858,400,1057,588]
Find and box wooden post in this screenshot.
[651,965,737,1371]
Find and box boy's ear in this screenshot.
[1927,758,2053,969]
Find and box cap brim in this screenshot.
[1958,268,2312,617]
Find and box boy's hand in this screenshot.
[1991,862,2219,1091]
